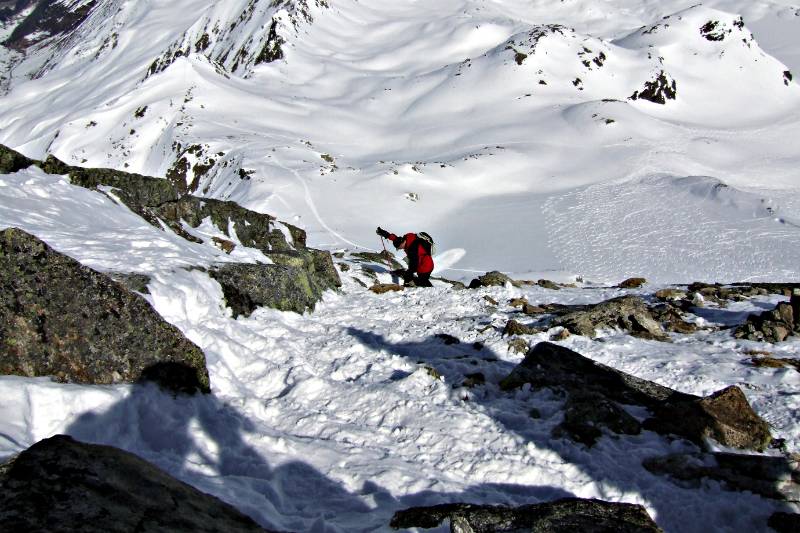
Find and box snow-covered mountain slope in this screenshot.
[0,0,799,283]
[2,165,800,532]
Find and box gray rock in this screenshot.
[0,228,210,393]
[469,270,513,289]
[550,296,668,340]
[390,498,663,532]
[210,254,337,317]
[20,150,341,316]
[644,452,799,502]
[500,343,771,451]
[0,435,271,532]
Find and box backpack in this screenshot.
[417,232,435,255]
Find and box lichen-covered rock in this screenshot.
[390,498,663,532]
[20,151,341,315]
[0,144,34,174]
[550,295,668,340]
[0,435,270,532]
[210,252,337,317]
[644,451,799,502]
[0,228,210,393]
[501,343,771,450]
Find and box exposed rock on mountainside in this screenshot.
[0,435,271,532]
[1,145,341,314]
[3,0,98,51]
[630,71,677,104]
[735,299,798,343]
[0,227,210,393]
[0,143,34,173]
[500,342,771,450]
[390,498,663,532]
[550,295,668,340]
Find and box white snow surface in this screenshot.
[1,1,800,531]
[2,166,800,532]
[0,0,798,282]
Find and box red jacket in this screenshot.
[388,232,434,275]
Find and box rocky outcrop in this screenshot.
[210,251,338,316]
[468,270,514,289]
[619,277,647,289]
[735,301,797,343]
[500,342,771,450]
[0,144,35,174]
[1,146,341,315]
[0,228,210,393]
[644,452,799,502]
[0,435,270,532]
[390,498,662,532]
[550,296,668,340]
[643,385,772,451]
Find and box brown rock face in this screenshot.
[501,342,772,451]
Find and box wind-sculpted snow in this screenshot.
[543,174,800,283]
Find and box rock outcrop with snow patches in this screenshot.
[2,1,800,532]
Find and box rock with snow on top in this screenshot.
[0,228,210,392]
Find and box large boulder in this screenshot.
[0,435,271,532]
[550,296,668,340]
[0,228,210,393]
[643,452,800,502]
[390,498,662,532]
[210,255,334,317]
[643,386,772,451]
[500,342,771,451]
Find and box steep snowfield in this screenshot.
[0,0,798,281]
[2,1,800,531]
[2,166,800,532]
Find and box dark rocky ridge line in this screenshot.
[0,144,341,315]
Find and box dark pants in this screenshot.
[403,271,432,287]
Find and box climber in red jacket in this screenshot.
[376,227,434,287]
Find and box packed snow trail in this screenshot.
[3,242,799,531]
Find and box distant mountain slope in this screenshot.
[0,0,798,281]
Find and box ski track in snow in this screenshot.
[1,0,800,531]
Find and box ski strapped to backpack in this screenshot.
[417,231,436,255]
